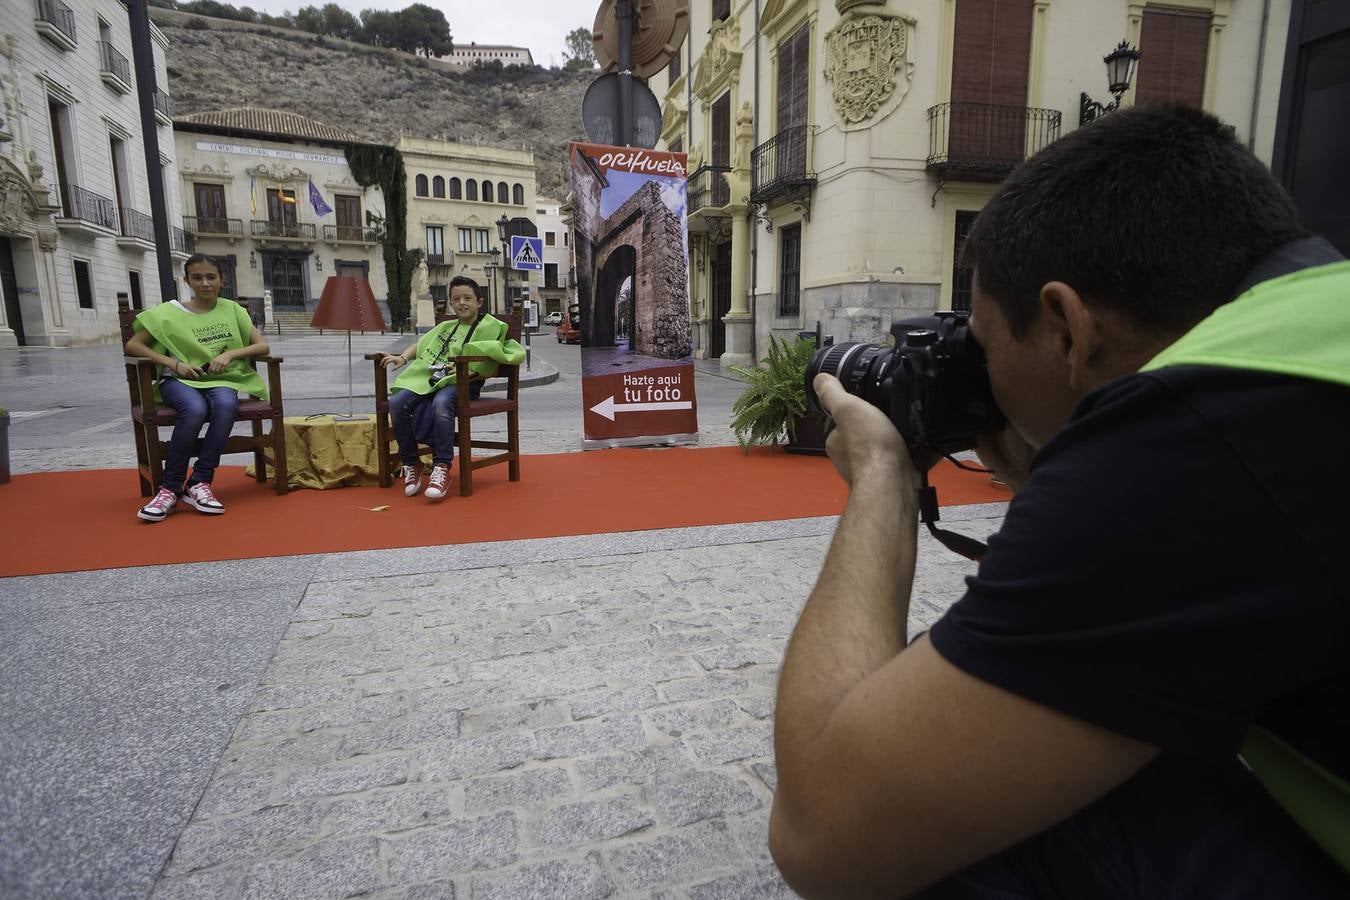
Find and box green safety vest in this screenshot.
[1142,260,1350,873]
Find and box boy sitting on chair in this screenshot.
[378,276,524,501]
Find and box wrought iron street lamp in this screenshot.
[1080,40,1142,126]
[496,214,512,314]
[484,246,501,313]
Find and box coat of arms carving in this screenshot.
[824,9,916,129]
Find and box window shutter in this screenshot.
[712,0,730,22]
[712,92,731,205]
[1135,8,1210,108]
[950,0,1033,161]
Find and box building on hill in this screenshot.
[173,108,391,323]
[0,0,189,347]
[397,136,536,327]
[534,197,571,320]
[434,43,534,69]
[647,0,1302,366]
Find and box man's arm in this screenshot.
[768,374,1157,898]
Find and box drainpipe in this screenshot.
[749,0,761,361]
[1248,0,1273,152]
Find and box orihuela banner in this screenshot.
[567,142,698,448]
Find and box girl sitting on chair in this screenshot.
[378,276,524,501]
[124,254,271,522]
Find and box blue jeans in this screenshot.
[158,378,240,492]
[389,382,482,467]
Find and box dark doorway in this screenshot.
[594,245,634,349]
[951,210,978,312]
[336,259,368,280]
[1273,1,1350,256]
[264,253,307,308]
[128,270,143,310]
[710,239,732,359]
[1,237,24,346]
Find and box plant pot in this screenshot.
[785,412,828,456]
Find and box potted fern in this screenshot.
[729,335,828,455]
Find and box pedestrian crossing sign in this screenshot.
[510,235,544,271]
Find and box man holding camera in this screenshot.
[768,104,1349,898]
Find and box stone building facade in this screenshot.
[173,108,389,321]
[1,1,188,347]
[534,197,570,320]
[398,137,536,326]
[649,0,1294,364]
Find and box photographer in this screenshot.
[379,276,523,501]
[768,105,1349,898]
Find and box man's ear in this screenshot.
[1038,281,1101,392]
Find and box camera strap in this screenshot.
[917,474,989,562]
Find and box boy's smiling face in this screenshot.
[449,286,480,322]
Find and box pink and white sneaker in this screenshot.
[137,487,178,522]
[424,463,451,501]
[183,482,226,515]
[402,463,426,497]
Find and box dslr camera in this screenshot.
[428,362,454,386]
[805,312,1003,465]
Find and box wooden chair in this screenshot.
[365,312,521,497]
[118,297,288,497]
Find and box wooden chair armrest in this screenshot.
[123,356,156,369]
[257,355,284,364]
[363,353,383,361]
[372,357,390,400]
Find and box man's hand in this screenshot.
[813,373,917,491]
[206,351,234,374]
[975,425,1036,492]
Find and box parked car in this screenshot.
[556,306,582,344]
[544,311,563,326]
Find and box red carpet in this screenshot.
[0,448,1009,577]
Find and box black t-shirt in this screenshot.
[929,365,1349,884]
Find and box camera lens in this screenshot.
[804,341,895,418]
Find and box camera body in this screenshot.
[805,311,1003,461]
[428,362,453,386]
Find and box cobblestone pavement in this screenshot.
[1,337,1007,898]
[147,508,1002,899]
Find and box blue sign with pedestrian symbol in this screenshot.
[510,236,544,271]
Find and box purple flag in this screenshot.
[308,180,332,216]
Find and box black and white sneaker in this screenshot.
[137,487,178,522]
[183,482,225,514]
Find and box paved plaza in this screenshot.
[0,335,1006,899]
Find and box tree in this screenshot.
[360,8,399,47]
[563,26,596,71]
[397,3,453,57]
[321,3,359,40]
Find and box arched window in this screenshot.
[466,179,478,201]
[415,174,428,197]
[481,180,492,202]
[512,183,525,206]
[497,182,509,204]
[449,177,462,200]
[432,176,445,199]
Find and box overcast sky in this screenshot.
[243,1,601,68]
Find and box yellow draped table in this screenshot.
[246,414,383,490]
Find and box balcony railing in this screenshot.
[323,224,379,243]
[426,251,447,266]
[184,216,243,237]
[118,207,154,243]
[251,219,316,240]
[153,89,172,123]
[171,226,195,255]
[98,41,131,91]
[35,0,77,49]
[58,184,117,231]
[926,102,1063,181]
[688,164,732,214]
[750,125,815,203]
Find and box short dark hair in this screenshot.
[182,253,222,277]
[448,275,480,295]
[963,104,1307,337]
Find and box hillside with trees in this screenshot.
[156,11,594,199]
